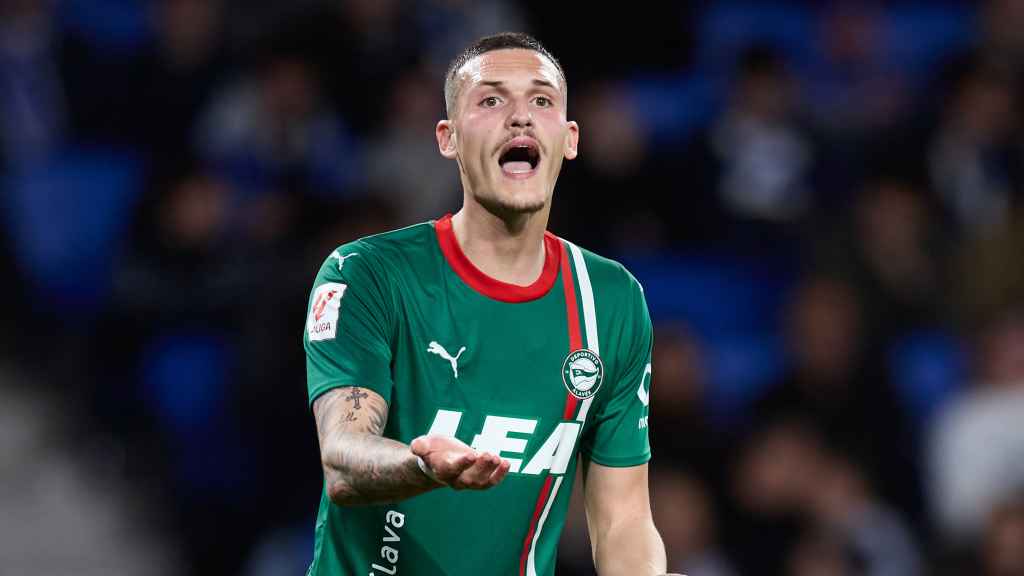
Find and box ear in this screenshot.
[563,120,580,160]
[436,120,458,160]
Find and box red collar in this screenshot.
[434,213,560,303]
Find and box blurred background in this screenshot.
[3,0,1024,574]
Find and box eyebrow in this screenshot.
[479,79,559,90]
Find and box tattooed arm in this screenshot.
[313,386,511,506]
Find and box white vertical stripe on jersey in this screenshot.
[567,242,599,355]
[568,242,598,423]
[526,475,565,576]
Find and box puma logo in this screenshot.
[329,250,359,271]
[427,341,466,379]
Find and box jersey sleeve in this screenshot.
[580,276,653,467]
[304,243,395,407]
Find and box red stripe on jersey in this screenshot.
[519,475,554,576]
[435,214,561,303]
[560,241,582,420]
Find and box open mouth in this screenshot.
[498,139,540,177]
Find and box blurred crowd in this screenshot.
[3,0,1024,574]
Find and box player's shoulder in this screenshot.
[343,219,436,256]
[560,238,644,297]
[317,220,438,279]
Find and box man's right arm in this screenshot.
[313,386,511,506]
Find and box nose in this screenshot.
[507,99,532,129]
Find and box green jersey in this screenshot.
[304,214,653,576]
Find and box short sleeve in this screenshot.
[580,277,653,467]
[304,244,394,407]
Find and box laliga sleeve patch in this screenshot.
[307,282,347,341]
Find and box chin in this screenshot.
[478,189,547,218]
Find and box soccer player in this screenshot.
[304,32,668,575]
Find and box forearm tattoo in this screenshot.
[313,387,436,505]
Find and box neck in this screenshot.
[451,201,550,286]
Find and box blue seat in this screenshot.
[57,0,152,52]
[888,330,966,427]
[623,253,793,423]
[2,147,142,314]
[625,73,721,146]
[695,2,817,77]
[623,253,792,336]
[882,3,977,78]
[141,330,250,495]
[705,331,786,425]
[620,3,815,148]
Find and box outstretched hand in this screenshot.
[410,435,511,490]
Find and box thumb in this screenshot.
[410,435,431,457]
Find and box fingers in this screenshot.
[451,452,510,490]
[444,451,478,472]
[410,436,510,490]
[487,457,512,485]
[430,450,477,483]
[411,434,473,457]
[412,435,474,471]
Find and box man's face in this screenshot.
[437,49,579,217]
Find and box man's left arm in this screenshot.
[583,459,666,575]
[577,268,670,575]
